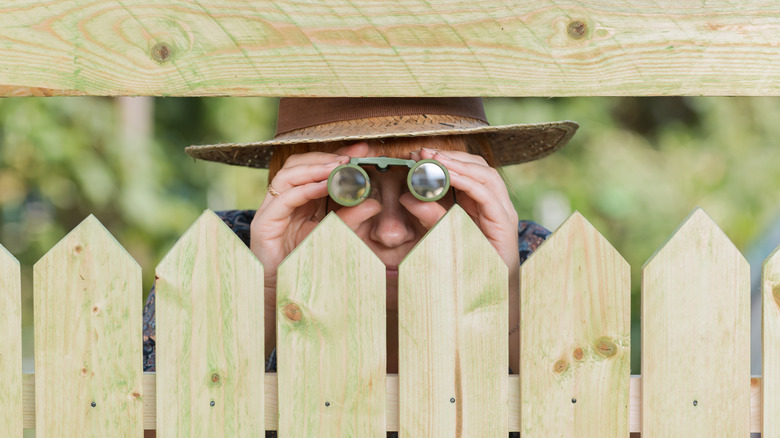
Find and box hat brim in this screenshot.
[185,120,578,168]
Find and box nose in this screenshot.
[369,195,416,248]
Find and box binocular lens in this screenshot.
[328,165,370,206]
[409,161,449,201]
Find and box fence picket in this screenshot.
[276,212,386,436]
[399,205,508,436]
[763,246,780,437]
[33,215,143,436]
[642,208,750,436]
[0,245,21,437]
[518,212,630,436]
[156,210,264,436]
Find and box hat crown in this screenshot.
[276,97,488,137]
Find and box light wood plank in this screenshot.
[156,210,264,436]
[763,246,780,437]
[33,215,143,437]
[399,205,508,436]
[642,208,750,437]
[1,0,780,96]
[20,374,763,432]
[0,245,22,437]
[276,212,386,437]
[519,212,630,436]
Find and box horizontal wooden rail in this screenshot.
[2,0,780,96]
[20,374,763,433]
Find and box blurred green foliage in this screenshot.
[2,96,779,374]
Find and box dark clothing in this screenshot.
[142,210,550,435]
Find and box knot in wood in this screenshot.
[283,303,302,322]
[594,337,617,358]
[73,244,83,254]
[573,347,584,360]
[553,359,568,374]
[151,42,173,63]
[211,373,220,383]
[773,283,780,308]
[567,20,588,40]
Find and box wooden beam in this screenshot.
[2,0,779,96]
[21,374,763,432]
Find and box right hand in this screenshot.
[250,142,382,289]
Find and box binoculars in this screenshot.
[327,157,450,207]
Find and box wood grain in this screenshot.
[155,210,264,436]
[32,215,143,437]
[21,374,764,432]
[399,205,508,436]
[0,245,21,437]
[1,0,779,96]
[641,208,750,437]
[763,246,780,437]
[519,212,630,437]
[276,212,386,437]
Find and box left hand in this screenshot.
[400,148,520,271]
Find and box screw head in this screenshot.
[91,402,96,407]
[450,398,455,403]
[693,400,698,406]
[210,400,215,407]
[325,401,330,407]
[571,398,577,404]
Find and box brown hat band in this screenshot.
[275,97,489,136]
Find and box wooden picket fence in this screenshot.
[0,205,776,436]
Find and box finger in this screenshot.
[447,169,517,228]
[334,141,370,158]
[256,181,329,223]
[271,159,345,192]
[333,199,382,231]
[425,150,515,218]
[420,148,488,166]
[399,193,448,229]
[279,142,368,172]
[283,151,350,168]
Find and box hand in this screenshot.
[251,142,384,356]
[250,142,383,286]
[402,147,522,372]
[401,148,520,271]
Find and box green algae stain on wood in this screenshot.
[156,210,264,437]
[763,246,780,437]
[277,212,386,437]
[519,211,630,437]
[33,215,143,436]
[0,245,22,437]
[642,209,749,436]
[399,206,508,437]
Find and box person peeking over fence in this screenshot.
[141,97,578,380]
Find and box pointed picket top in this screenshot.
[399,205,508,437]
[35,214,136,266]
[33,214,143,436]
[642,208,750,436]
[762,245,780,437]
[519,210,630,437]
[0,244,21,438]
[157,209,260,271]
[277,211,386,437]
[156,209,264,437]
[644,208,740,269]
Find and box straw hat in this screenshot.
[185,97,578,168]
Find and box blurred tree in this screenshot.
[2,96,779,375]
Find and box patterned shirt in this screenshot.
[142,210,550,435]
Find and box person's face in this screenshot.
[343,145,455,311]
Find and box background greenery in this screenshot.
[2,96,778,374]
